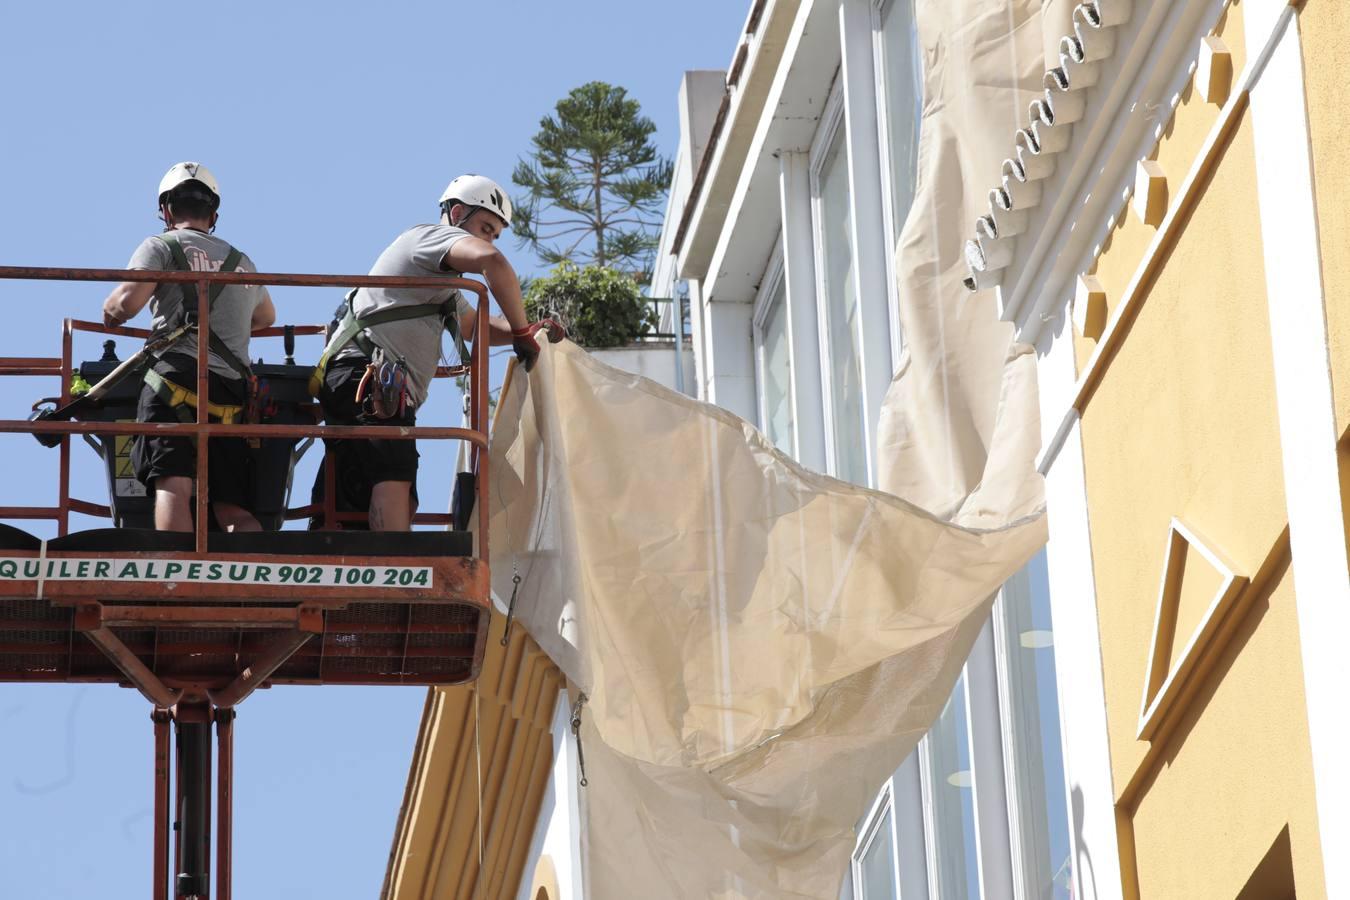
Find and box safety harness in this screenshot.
[143,233,257,431]
[308,288,471,403]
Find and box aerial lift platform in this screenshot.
[0,264,496,899]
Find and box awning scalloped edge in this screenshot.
[962,0,1134,293]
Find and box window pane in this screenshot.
[1001,549,1072,898]
[878,0,923,240]
[816,126,868,485]
[927,673,979,899]
[858,807,897,900]
[760,278,795,455]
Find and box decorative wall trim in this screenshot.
[1137,519,1248,742]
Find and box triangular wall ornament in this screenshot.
[1137,518,1248,741]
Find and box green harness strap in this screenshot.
[308,290,467,397]
[153,234,251,381]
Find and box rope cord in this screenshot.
[473,687,485,900]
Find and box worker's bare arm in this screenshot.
[442,238,529,331]
[457,308,516,346]
[102,281,156,327]
[251,288,277,331]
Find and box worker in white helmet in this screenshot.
[309,173,563,532]
[101,162,277,533]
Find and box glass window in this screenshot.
[758,276,795,455]
[1000,549,1072,898]
[856,805,897,900]
[876,0,923,242]
[815,126,868,485]
[926,672,980,899]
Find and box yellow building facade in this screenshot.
[1020,0,1348,895]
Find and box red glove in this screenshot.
[535,318,567,344]
[512,320,568,371]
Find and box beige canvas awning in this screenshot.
[479,0,1082,893]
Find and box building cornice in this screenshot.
[673,0,801,280]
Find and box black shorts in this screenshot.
[310,358,419,526]
[130,355,252,508]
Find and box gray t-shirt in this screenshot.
[127,229,264,379]
[340,224,475,408]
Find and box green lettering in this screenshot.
[164,563,183,579]
[144,562,158,578]
[93,561,110,578]
[228,565,248,581]
[208,564,223,581]
[76,561,90,578]
[118,562,139,579]
[187,563,202,580]
[254,565,271,583]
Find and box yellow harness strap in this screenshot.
[143,368,245,424]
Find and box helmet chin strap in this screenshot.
[444,201,484,230]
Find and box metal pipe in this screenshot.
[59,319,72,537]
[0,265,493,293]
[195,278,209,555]
[0,356,63,367]
[473,285,490,561]
[153,709,171,900]
[323,450,337,531]
[68,319,152,339]
[216,709,235,900]
[0,419,487,444]
[0,506,62,519]
[673,288,686,395]
[67,498,112,518]
[174,713,212,899]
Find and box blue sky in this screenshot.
[0,2,747,896]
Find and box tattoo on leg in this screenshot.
[370,506,384,532]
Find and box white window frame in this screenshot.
[993,589,1052,899]
[992,553,1074,900]
[852,781,902,899]
[916,651,1016,900]
[870,0,922,367]
[808,75,851,480]
[752,239,793,458]
[918,674,977,897]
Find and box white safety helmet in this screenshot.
[439,174,512,228]
[158,162,221,207]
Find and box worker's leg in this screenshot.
[154,475,195,532]
[369,481,413,532]
[133,377,201,532]
[208,432,261,532]
[316,358,420,531]
[212,503,261,532]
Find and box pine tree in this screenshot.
[512,82,672,280]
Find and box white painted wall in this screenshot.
[588,343,697,395]
[516,692,585,900]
